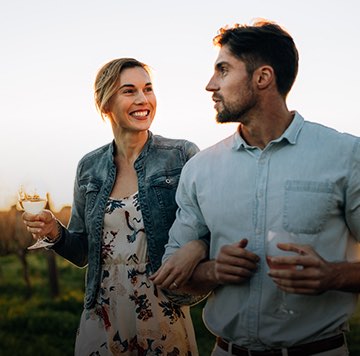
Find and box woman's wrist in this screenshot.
[187,239,209,261]
[46,219,62,243]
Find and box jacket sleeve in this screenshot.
[50,161,89,267]
[184,140,200,161]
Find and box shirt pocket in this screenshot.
[84,182,101,222]
[283,180,335,234]
[150,170,181,227]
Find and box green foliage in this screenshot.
[191,300,215,355]
[0,253,84,356]
[0,254,213,356]
[1,254,360,355]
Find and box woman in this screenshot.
[22,58,206,355]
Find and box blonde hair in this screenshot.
[94,58,150,120]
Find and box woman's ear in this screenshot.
[102,103,110,114]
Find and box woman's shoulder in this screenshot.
[151,134,200,156]
[78,142,113,167]
[152,134,197,148]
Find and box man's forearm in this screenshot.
[181,259,219,295]
[332,261,360,293]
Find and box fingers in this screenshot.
[268,251,330,295]
[214,240,260,284]
[268,253,322,270]
[23,218,45,236]
[152,239,260,289]
[215,262,255,284]
[271,276,324,295]
[217,242,259,268]
[22,210,55,238]
[150,262,185,290]
[238,238,248,248]
[151,240,209,290]
[269,265,321,281]
[276,243,315,257]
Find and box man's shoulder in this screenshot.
[188,134,235,162]
[303,120,359,145]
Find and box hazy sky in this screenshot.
[1,0,360,210]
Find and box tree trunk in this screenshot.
[17,249,32,299]
[46,250,59,297]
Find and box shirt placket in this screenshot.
[247,147,270,341]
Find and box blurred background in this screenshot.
[1,0,360,210]
[1,0,360,354]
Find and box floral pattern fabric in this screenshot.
[75,192,198,356]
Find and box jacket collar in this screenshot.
[107,130,154,165]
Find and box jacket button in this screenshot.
[165,178,171,184]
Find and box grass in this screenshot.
[0,253,215,356]
[1,253,360,355]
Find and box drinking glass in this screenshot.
[266,229,299,317]
[18,184,52,250]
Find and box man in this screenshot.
[152,19,360,355]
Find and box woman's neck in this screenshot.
[113,130,149,164]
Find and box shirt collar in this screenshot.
[232,111,305,150]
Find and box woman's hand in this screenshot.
[150,240,208,290]
[22,209,59,241]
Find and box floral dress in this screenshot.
[75,192,198,356]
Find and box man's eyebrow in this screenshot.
[119,82,152,90]
[215,61,228,70]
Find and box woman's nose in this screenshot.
[134,90,148,104]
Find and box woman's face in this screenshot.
[106,66,157,133]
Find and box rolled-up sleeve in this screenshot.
[345,138,360,240]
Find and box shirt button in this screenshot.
[165,178,171,184]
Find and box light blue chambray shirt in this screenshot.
[164,112,360,349]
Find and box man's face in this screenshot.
[206,45,257,124]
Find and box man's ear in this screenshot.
[255,65,274,90]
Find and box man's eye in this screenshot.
[144,87,153,92]
[220,66,228,75]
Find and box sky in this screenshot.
[1,0,360,210]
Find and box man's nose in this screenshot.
[206,75,218,92]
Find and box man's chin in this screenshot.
[216,114,236,124]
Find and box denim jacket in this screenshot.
[52,131,199,309]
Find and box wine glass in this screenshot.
[266,229,299,317]
[18,184,52,250]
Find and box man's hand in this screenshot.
[267,243,337,295]
[151,238,260,296]
[214,238,260,284]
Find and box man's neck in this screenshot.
[240,106,294,149]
